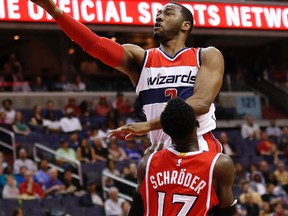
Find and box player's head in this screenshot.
[153,2,193,42]
[160,98,197,144]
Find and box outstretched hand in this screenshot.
[108,122,151,140]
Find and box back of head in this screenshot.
[160,98,196,140]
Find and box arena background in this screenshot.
[0,0,288,215]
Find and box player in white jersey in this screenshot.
[31,1,224,152]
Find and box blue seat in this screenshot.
[22,199,41,211]
[41,197,62,209]
[65,207,85,216]
[61,196,80,208]
[85,205,105,216]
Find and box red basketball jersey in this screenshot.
[140,148,220,216]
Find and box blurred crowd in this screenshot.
[0,93,287,215]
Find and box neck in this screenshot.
[160,39,186,57]
[173,137,199,153]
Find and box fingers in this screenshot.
[125,133,135,140]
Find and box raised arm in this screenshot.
[30,0,145,85]
[186,47,224,115]
[213,154,236,216]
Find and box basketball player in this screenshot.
[30,0,224,152]
[128,98,236,216]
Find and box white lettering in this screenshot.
[120,1,133,23]
[151,2,163,21]
[27,2,44,20]
[72,0,80,20]
[81,0,95,22]
[150,176,158,189]
[156,172,163,186]
[138,2,151,24]
[195,180,206,194]
[251,7,263,27]
[0,0,5,19]
[240,6,252,27]
[170,170,178,184]
[8,0,20,19]
[105,1,120,22]
[96,0,103,22]
[225,6,240,27]
[59,0,71,14]
[194,4,207,25]
[264,7,282,28]
[208,5,220,26]
[283,8,288,28]
[190,176,200,190]
[163,171,170,185]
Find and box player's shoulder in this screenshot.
[214,153,234,177]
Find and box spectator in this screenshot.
[12,73,32,92]
[102,159,120,188]
[124,140,143,163]
[241,115,260,140]
[104,187,125,216]
[271,203,286,216]
[44,168,64,196]
[60,108,82,133]
[250,171,266,196]
[273,161,288,190]
[12,111,31,136]
[76,138,96,163]
[89,127,107,141]
[96,96,111,117]
[55,139,78,171]
[261,183,281,204]
[239,180,263,206]
[121,162,138,197]
[242,192,260,216]
[15,166,28,185]
[278,126,288,156]
[0,151,8,176]
[35,159,50,186]
[61,170,81,195]
[0,99,16,124]
[80,180,103,207]
[92,138,109,162]
[0,166,13,187]
[43,111,62,133]
[13,148,36,174]
[53,74,73,92]
[112,92,132,116]
[108,139,126,161]
[29,105,44,126]
[32,75,48,92]
[234,162,247,186]
[72,74,86,92]
[64,97,81,117]
[68,132,80,150]
[259,160,271,184]
[43,100,59,119]
[13,208,24,216]
[19,170,44,199]
[121,201,131,216]
[257,131,278,164]
[219,131,238,157]
[266,119,282,142]
[2,175,20,199]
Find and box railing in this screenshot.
[33,143,83,186]
[102,169,137,202]
[0,126,16,160]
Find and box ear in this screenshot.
[181,21,191,32]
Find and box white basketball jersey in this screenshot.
[136,47,216,148]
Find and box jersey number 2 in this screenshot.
[165,88,177,99]
[157,192,198,216]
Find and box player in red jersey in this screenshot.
[30,0,223,152]
[128,98,236,216]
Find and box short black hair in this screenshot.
[160,98,196,140]
[171,2,194,34]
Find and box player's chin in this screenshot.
[153,32,163,41]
